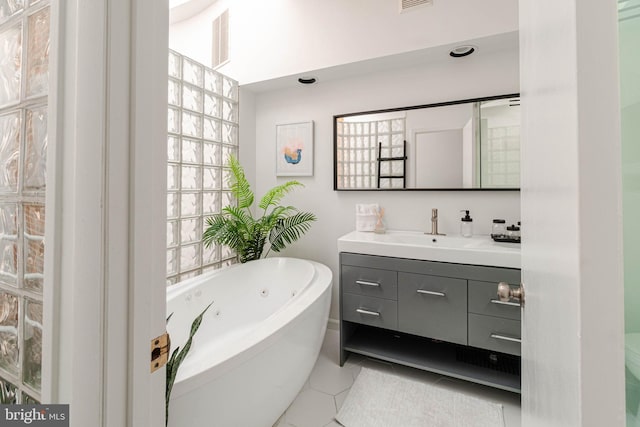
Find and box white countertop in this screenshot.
[337,230,521,269]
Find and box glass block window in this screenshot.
[336,117,406,189]
[479,99,521,188]
[480,125,520,188]
[0,0,49,404]
[167,50,239,285]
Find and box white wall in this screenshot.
[245,47,520,321]
[170,0,518,84]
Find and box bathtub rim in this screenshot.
[166,257,332,400]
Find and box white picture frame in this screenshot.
[276,121,314,176]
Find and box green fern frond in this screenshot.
[202,215,229,247]
[270,205,297,219]
[222,205,255,228]
[267,212,317,254]
[258,181,303,211]
[240,227,267,262]
[203,155,315,263]
[228,155,254,209]
[260,206,298,230]
[203,215,246,251]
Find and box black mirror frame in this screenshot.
[333,93,521,191]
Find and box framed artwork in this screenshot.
[276,121,314,176]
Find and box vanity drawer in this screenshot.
[341,265,397,300]
[397,272,467,345]
[342,293,398,330]
[468,280,521,321]
[468,313,521,356]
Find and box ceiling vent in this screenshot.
[400,0,433,13]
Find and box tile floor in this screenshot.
[273,329,521,427]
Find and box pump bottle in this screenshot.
[460,210,473,237]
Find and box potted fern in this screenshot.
[203,155,316,262]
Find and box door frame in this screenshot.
[519,0,625,425]
[45,0,169,425]
[44,0,627,425]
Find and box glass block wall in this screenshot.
[0,0,50,404]
[167,50,239,285]
[479,100,521,188]
[336,118,406,189]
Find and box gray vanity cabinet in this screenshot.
[467,280,521,355]
[468,314,521,356]
[341,265,397,300]
[340,264,399,329]
[468,280,520,320]
[339,252,522,392]
[397,273,467,345]
[342,293,398,330]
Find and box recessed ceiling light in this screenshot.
[298,77,317,84]
[449,45,476,58]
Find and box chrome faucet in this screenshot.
[425,208,446,236]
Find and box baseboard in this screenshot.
[327,318,340,331]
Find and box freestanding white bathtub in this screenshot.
[166,257,332,427]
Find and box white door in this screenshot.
[47,1,169,426]
[519,0,626,426]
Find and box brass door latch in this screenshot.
[150,332,170,373]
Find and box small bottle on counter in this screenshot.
[460,210,473,237]
[506,224,521,242]
[374,207,386,234]
[492,219,507,238]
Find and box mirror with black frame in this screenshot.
[333,94,520,190]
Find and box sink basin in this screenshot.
[337,230,520,268]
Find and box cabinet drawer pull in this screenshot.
[416,289,446,297]
[356,308,381,317]
[490,333,521,343]
[355,280,381,287]
[490,299,520,307]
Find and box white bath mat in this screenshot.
[335,367,505,427]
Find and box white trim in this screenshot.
[54,1,108,424]
[41,0,62,404]
[49,1,168,425]
[519,0,625,424]
[104,0,132,425]
[128,0,169,425]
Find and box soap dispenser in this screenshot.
[460,210,473,237]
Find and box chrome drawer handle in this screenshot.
[356,308,381,317]
[490,333,521,343]
[490,299,520,307]
[355,280,380,287]
[416,289,446,297]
